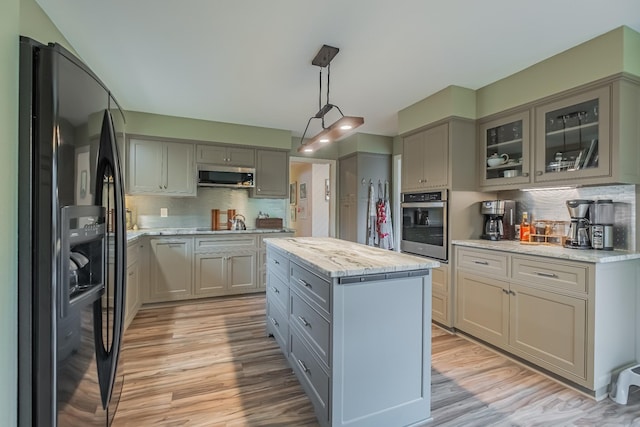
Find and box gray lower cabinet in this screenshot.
[147,237,194,302]
[266,245,432,427]
[124,240,141,331]
[141,232,292,304]
[454,245,638,399]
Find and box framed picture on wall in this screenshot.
[299,182,307,200]
[290,182,297,205]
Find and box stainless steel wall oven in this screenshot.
[401,190,448,261]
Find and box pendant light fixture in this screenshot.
[297,45,364,153]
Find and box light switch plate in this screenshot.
[160,208,168,217]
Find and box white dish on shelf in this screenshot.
[503,169,518,178]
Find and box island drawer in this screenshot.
[291,293,330,367]
[290,330,329,423]
[195,235,257,252]
[290,262,331,315]
[457,247,508,278]
[266,300,288,353]
[512,256,588,294]
[266,248,289,282]
[267,270,289,313]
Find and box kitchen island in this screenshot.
[265,237,439,427]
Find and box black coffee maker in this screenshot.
[480,200,516,240]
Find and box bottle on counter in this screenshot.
[520,211,530,242]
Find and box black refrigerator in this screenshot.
[18,36,127,426]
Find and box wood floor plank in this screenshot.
[113,294,640,427]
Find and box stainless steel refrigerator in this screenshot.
[18,36,127,426]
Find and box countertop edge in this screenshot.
[267,237,440,278]
[452,239,640,264]
[126,228,294,242]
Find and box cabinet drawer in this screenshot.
[291,293,330,366]
[432,265,448,295]
[457,248,509,278]
[512,256,588,294]
[266,271,289,313]
[290,331,329,422]
[290,262,331,315]
[266,300,288,353]
[266,248,289,282]
[195,235,257,252]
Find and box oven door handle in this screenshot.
[401,202,445,208]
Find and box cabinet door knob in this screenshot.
[270,316,279,327]
[509,290,516,296]
[257,188,261,192]
[536,171,543,176]
[271,286,279,294]
[158,185,163,189]
[502,289,509,294]
[523,172,529,177]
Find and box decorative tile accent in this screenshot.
[498,184,636,250]
[126,187,287,230]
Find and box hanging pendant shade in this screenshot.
[297,45,364,153]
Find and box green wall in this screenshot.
[19,0,76,54]
[1,0,19,424]
[398,26,640,134]
[124,110,292,150]
[398,85,476,135]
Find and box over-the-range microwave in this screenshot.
[197,164,255,188]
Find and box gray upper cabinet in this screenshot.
[479,76,640,190]
[402,118,477,193]
[196,144,255,167]
[479,110,532,188]
[128,138,195,196]
[402,123,448,192]
[251,149,288,198]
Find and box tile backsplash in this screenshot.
[127,187,288,230]
[498,184,636,250]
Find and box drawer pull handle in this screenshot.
[297,358,309,373]
[502,289,509,294]
[297,316,310,327]
[536,271,558,278]
[473,260,489,265]
[270,317,279,327]
[299,279,312,288]
[509,290,516,296]
[271,286,279,294]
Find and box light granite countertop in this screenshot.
[452,239,640,264]
[265,237,440,278]
[126,228,294,243]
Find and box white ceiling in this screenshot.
[36,0,640,139]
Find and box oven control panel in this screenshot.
[402,191,445,203]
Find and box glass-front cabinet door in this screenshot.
[480,111,531,186]
[534,86,610,182]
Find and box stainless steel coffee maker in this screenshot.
[480,200,515,240]
[565,199,594,249]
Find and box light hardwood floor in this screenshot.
[113,294,640,426]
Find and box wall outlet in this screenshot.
[160,208,168,217]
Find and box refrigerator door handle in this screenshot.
[93,109,127,410]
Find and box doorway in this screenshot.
[289,157,336,237]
